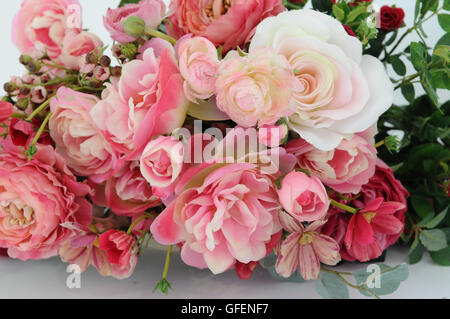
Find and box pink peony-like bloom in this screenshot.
[287,133,377,194]
[103,0,166,43]
[0,145,92,260]
[12,0,81,59]
[57,31,104,71]
[50,87,117,183]
[177,35,220,103]
[140,135,185,197]
[216,48,297,128]
[90,39,189,157]
[90,161,161,216]
[258,124,288,148]
[250,9,393,151]
[322,160,409,261]
[98,230,138,271]
[167,0,284,52]
[344,198,405,262]
[151,162,282,274]
[0,101,13,123]
[277,171,329,222]
[275,213,341,280]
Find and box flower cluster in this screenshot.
[4,0,447,298]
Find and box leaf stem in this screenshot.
[329,199,358,214]
[145,28,177,45]
[26,97,53,121]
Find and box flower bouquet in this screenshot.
[0,0,449,299]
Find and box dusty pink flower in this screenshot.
[277,171,329,222]
[12,0,81,59]
[177,35,220,102]
[0,101,13,123]
[216,49,297,128]
[90,161,161,217]
[275,214,340,280]
[57,31,104,70]
[90,40,189,157]
[0,145,92,260]
[151,162,282,274]
[287,133,377,194]
[344,198,405,262]
[258,124,288,148]
[167,0,285,52]
[50,87,117,183]
[99,230,138,271]
[103,0,166,43]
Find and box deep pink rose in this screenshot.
[50,87,117,183]
[151,162,282,274]
[167,0,285,52]
[287,133,377,194]
[90,161,161,217]
[12,0,81,59]
[99,230,138,271]
[103,0,166,43]
[90,39,189,158]
[0,145,92,260]
[0,101,13,123]
[57,31,104,70]
[277,171,329,222]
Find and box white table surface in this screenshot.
[0,0,448,299]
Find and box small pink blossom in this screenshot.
[258,124,288,148]
[57,31,103,71]
[98,230,138,271]
[0,101,13,123]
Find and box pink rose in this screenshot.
[90,161,161,216]
[57,31,104,70]
[50,87,117,183]
[12,0,81,59]
[140,135,185,194]
[0,101,13,123]
[216,49,297,128]
[103,0,166,43]
[151,162,282,274]
[277,171,329,222]
[275,214,340,280]
[99,230,138,272]
[90,40,189,157]
[287,133,377,194]
[0,145,92,260]
[258,124,288,148]
[167,0,285,52]
[177,36,220,103]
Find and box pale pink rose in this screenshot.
[177,35,220,103]
[167,0,285,52]
[140,136,184,190]
[250,9,393,151]
[12,0,81,59]
[103,0,166,43]
[287,133,377,194]
[99,230,138,272]
[90,161,161,217]
[50,87,117,183]
[0,145,92,260]
[277,171,329,222]
[258,124,288,148]
[150,162,282,274]
[90,40,189,157]
[57,31,104,70]
[275,214,340,280]
[215,49,297,128]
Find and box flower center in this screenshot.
[362,212,376,223]
[299,231,316,245]
[1,200,35,227]
[205,0,232,19]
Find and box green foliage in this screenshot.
[119,0,140,7]
[353,264,409,297]
[316,273,349,299]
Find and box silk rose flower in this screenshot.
[151,162,282,274]
[0,145,92,260]
[250,9,393,151]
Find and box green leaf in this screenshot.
[401,84,415,103]
[420,0,438,17]
[268,267,305,282]
[430,228,450,265]
[438,14,450,32]
[390,55,407,76]
[433,45,450,64]
[410,42,428,71]
[419,229,448,251]
[408,235,424,264]
[259,252,277,269]
[346,6,366,24]
[332,5,345,21]
[444,0,450,11]
[421,70,440,108]
[316,272,349,299]
[419,207,449,228]
[119,0,140,7]
[411,195,435,220]
[353,264,409,297]
[311,0,332,13]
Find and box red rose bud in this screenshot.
[349,0,372,7]
[343,25,357,37]
[9,118,53,147]
[0,101,13,122]
[379,5,405,31]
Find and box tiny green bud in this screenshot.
[19,54,33,66]
[122,16,146,38]
[120,43,138,60]
[17,97,29,110]
[26,61,41,73]
[3,82,17,93]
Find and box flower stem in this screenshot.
[162,245,173,280]
[375,140,385,148]
[26,98,52,121]
[11,113,27,119]
[127,213,151,235]
[329,199,358,214]
[145,28,177,45]
[26,111,52,158]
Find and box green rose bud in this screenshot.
[122,16,146,38]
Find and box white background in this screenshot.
[0,0,448,299]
